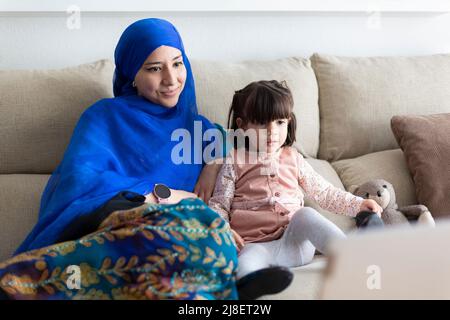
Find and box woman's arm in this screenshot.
[195,120,230,203]
[56,191,146,243]
[194,162,223,203]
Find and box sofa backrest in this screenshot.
[0,59,115,174]
[312,53,450,162]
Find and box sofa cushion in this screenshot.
[304,158,355,233]
[0,174,48,262]
[260,256,327,300]
[391,113,450,218]
[311,53,450,162]
[0,60,115,174]
[332,149,417,208]
[192,57,320,158]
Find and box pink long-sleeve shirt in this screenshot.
[208,146,364,243]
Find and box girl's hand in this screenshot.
[231,229,245,253]
[194,162,223,204]
[360,199,383,217]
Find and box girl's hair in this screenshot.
[227,80,297,147]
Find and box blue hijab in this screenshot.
[16,18,218,253]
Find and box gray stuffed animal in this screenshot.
[349,179,435,227]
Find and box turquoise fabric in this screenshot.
[0,198,238,300]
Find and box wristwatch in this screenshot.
[153,183,171,204]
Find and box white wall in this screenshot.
[1,11,450,70]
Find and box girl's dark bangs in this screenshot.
[244,87,292,124]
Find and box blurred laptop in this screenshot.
[319,219,450,299]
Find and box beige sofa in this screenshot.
[1,53,450,299]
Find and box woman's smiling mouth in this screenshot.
[160,87,179,97]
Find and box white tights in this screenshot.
[237,207,346,279]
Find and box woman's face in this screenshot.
[134,45,187,107]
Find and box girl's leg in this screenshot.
[236,242,274,279]
[276,207,346,267]
[236,241,293,300]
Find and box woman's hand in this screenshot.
[360,199,383,217]
[144,192,157,204]
[169,189,198,204]
[231,229,245,253]
[194,162,223,204]
[145,188,197,204]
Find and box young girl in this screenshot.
[209,80,382,299]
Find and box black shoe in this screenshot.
[355,211,384,229]
[237,266,293,300]
[0,287,10,300]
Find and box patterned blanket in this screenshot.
[0,198,238,300]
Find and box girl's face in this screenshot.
[237,118,290,154]
[134,45,187,107]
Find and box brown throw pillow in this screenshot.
[391,113,450,218]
